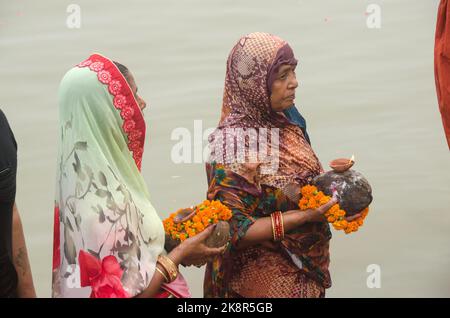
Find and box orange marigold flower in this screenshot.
[301,185,316,197]
[297,185,371,235]
[164,200,232,240]
[308,197,317,208]
[333,222,344,230]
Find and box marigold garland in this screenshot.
[163,200,232,242]
[298,185,369,234]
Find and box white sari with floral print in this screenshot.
[52,54,183,298]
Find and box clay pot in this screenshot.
[329,158,354,173]
[312,169,372,216]
[282,158,372,217]
[173,207,196,224]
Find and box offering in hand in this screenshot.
[163,200,232,252]
[292,156,373,234]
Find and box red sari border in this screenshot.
[76,53,146,171]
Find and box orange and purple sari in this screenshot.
[204,33,332,298]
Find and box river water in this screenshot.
[0,0,449,297]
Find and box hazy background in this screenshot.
[1,0,449,297]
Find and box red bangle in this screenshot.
[278,211,284,240]
[271,211,284,242]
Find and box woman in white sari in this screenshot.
[51,54,224,298]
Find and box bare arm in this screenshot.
[12,203,36,298]
[134,247,185,298]
[135,225,225,298]
[235,198,338,250]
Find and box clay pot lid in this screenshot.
[173,206,197,224]
[329,156,355,173]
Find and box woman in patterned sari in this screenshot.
[204,33,362,298]
[52,53,225,298]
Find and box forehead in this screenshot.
[278,64,296,73]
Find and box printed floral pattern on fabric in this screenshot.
[54,118,155,297]
[204,162,332,298]
[79,250,130,298]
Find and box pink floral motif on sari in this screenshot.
[79,250,130,298]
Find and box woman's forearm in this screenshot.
[12,203,36,298]
[235,210,310,250]
[135,246,185,298]
[134,263,169,298]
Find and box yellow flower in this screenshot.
[333,222,344,230]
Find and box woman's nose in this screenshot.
[289,76,299,89]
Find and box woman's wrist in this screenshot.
[285,209,310,225]
[167,245,185,267]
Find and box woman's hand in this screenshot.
[136,225,227,298]
[169,225,227,267]
[345,212,364,222]
[299,197,339,223]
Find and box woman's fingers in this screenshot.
[206,245,227,257]
[345,212,363,222]
[317,197,338,214]
[194,224,216,242]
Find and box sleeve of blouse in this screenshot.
[206,163,260,249]
[0,109,17,202]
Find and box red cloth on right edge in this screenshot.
[435,0,450,149]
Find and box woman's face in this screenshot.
[270,64,298,112]
[125,71,147,111]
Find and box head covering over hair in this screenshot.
[210,32,322,190]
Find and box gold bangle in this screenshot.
[155,266,169,283]
[157,255,178,283]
